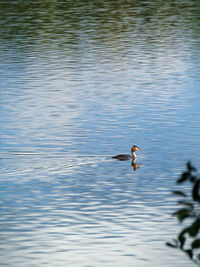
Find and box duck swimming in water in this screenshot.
[112,145,141,161]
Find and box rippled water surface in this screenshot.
[1,1,200,266]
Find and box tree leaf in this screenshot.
[190,176,197,183]
[187,161,196,172]
[177,172,190,184]
[179,228,189,237]
[192,180,200,202]
[178,228,189,248]
[178,200,193,208]
[166,242,177,248]
[178,235,185,249]
[188,220,200,237]
[192,239,200,249]
[173,209,190,222]
[185,249,193,259]
[172,190,187,197]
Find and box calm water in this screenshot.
[1,1,200,266]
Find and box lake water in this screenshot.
[0,1,200,266]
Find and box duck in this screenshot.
[112,145,141,161]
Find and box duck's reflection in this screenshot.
[112,156,142,171]
[131,159,142,171]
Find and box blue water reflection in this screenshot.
[1,1,200,266]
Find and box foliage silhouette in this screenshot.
[167,162,200,266]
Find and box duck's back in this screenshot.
[112,154,132,161]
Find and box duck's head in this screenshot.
[131,145,141,153]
